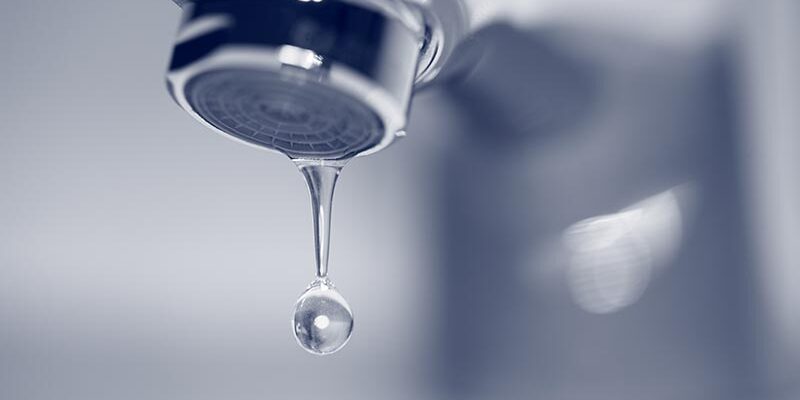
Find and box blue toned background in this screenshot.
[0,1,797,399]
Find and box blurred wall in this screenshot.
[0,1,796,400]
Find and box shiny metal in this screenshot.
[166,0,444,160]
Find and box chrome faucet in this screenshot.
[166,0,468,160]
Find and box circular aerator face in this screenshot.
[185,68,385,160]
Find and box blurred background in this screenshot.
[0,1,797,399]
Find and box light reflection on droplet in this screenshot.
[314,315,330,330]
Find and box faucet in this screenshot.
[165,0,469,161]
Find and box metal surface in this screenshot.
[167,0,422,159]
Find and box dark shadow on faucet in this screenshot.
[442,24,599,150]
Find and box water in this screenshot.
[291,160,354,355]
[293,278,353,355]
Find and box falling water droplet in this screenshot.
[292,278,354,355]
[291,160,354,355]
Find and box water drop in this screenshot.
[292,278,354,355]
[291,160,354,355]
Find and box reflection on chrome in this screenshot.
[277,45,324,70]
[562,185,692,314]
